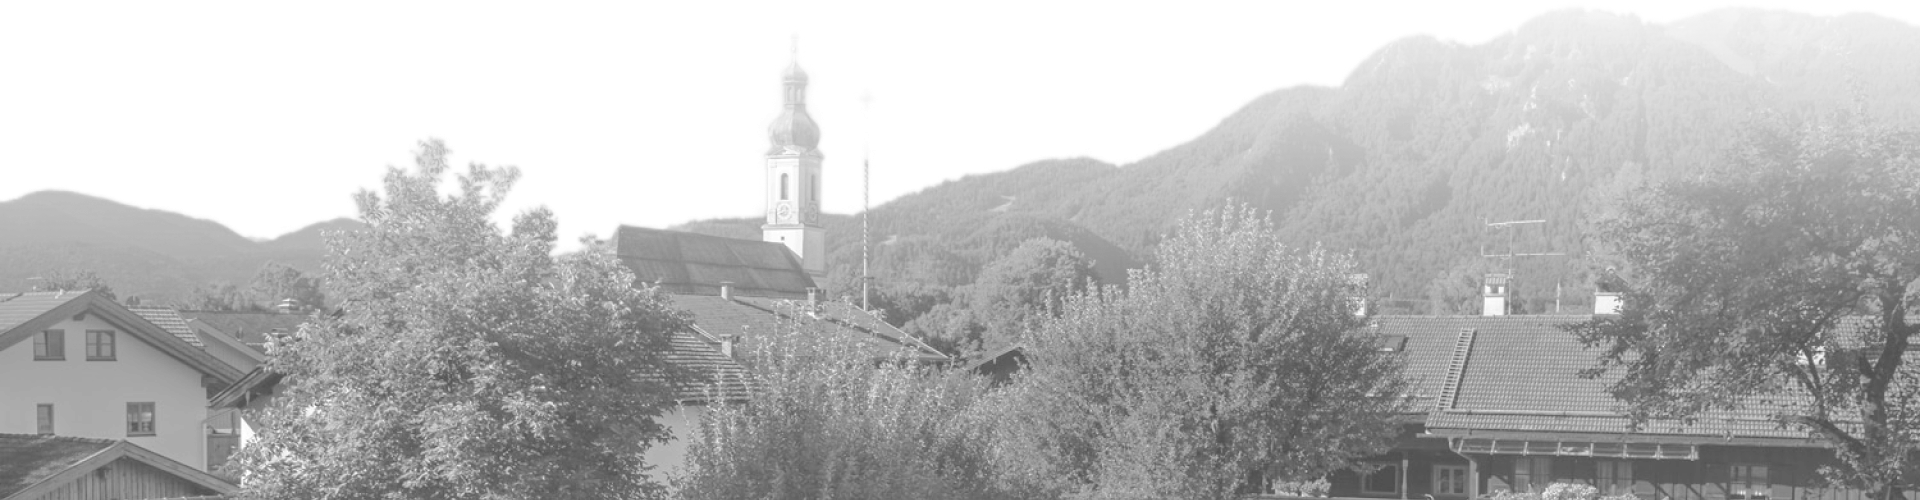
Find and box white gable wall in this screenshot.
[0,312,210,470]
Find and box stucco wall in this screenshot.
[0,313,210,470]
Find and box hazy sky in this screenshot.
[3,1,1916,244]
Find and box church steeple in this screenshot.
[763,38,827,279]
[767,38,820,156]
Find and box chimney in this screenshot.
[1593,275,1623,316]
[1348,273,1370,317]
[720,335,737,358]
[806,287,819,308]
[1482,273,1510,316]
[719,282,734,301]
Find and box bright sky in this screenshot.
[3,1,1916,244]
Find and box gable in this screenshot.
[0,435,235,500]
[0,291,241,384]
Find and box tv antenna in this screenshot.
[1480,218,1568,312]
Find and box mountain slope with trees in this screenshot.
[678,8,1920,321]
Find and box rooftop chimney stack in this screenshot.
[1482,273,1510,316]
[1348,273,1370,317]
[1589,278,1620,315]
[719,282,734,301]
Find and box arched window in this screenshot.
[780,173,789,200]
[811,173,819,202]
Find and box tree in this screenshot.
[967,237,1097,349]
[229,140,689,500]
[991,205,1407,499]
[184,281,256,312]
[674,304,1008,500]
[31,269,116,301]
[1570,115,1920,499]
[248,261,326,311]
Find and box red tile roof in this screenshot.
[0,292,87,334]
[670,294,949,363]
[613,226,817,298]
[664,330,753,404]
[1413,314,1819,443]
[125,305,202,347]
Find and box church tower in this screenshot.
[763,44,827,278]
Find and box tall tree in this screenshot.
[991,205,1406,499]
[248,261,326,311]
[968,237,1097,348]
[229,140,688,500]
[1571,115,1920,499]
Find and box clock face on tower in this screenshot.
[776,202,793,221]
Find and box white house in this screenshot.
[0,290,242,471]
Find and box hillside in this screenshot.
[0,191,356,302]
[676,8,1920,314]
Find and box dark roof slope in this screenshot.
[0,434,236,499]
[672,294,948,363]
[666,330,753,404]
[0,434,115,498]
[1367,315,1484,409]
[612,226,816,298]
[1422,314,1815,443]
[125,305,202,347]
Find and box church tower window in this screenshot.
[781,174,789,200]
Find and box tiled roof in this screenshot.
[0,292,88,334]
[125,305,202,347]
[671,294,949,363]
[665,330,753,404]
[0,434,116,498]
[1367,315,1487,409]
[1418,314,1817,442]
[182,311,309,352]
[613,226,816,298]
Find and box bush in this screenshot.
[1270,478,1331,497]
[1542,483,1601,500]
[672,301,1030,500]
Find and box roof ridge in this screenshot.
[0,432,120,445]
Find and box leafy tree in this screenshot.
[31,269,116,301]
[992,205,1407,499]
[229,140,688,500]
[1571,115,1920,499]
[248,261,326,311]
[184,281,257,312]
[967,237,1097,348]
[675,301,1008,500]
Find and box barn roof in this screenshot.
[612,226,816,299]
[0,434,235,500]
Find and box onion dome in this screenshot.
[767,53,820,155]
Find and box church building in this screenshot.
[760,48,827,279]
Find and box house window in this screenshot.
[1597,460,1634,495]
[127,402,156,436]
[1730,464,1769,500]
[37,404,54,435]
[1361,463,1401,495]
[34,330,64,360]
[1514,457,1552,493]
[1434,464,1469,496]
[86,330,115,360]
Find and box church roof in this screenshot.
[612,226,816,299]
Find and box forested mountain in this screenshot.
[0,191,356,303]
[676,9,1920,315]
